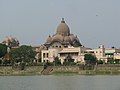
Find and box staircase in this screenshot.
[41,66,53,75]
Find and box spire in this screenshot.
[61,18,65,23]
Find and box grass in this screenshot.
[95,70,120,75]
[52,70,78,75]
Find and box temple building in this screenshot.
[44,18,82,49]
[41,18,85,64]
[1,19,120,64]
[41,18,120,64]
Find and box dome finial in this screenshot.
[61,18,65,23]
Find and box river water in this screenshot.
[0,75,120,90]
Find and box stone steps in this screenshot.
[41,66,53,75]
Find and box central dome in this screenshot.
[56,18,70,36]
[44,18,82,48]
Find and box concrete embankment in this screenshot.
[51,65,120,75]
[95,64,120,75]
[0,64,120,75]
[0,66,43,75]
[51,66,80,75]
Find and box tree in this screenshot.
[63,55,75,65]
[54,56,61,66]
[114,59,120,64]
[0,44,7,58]
[107,59,114,64]
[84,54,97,65]
[97,60,104,64]
[38,52,42,62]
[10,45,35,65]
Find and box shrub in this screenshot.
[97,60,104,64]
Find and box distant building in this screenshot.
[2,36,19,48]
[44,18,82,49]
[41,18,85,64]
[41,18,120,64]
[1,36,20,60]
[2,19,120,64]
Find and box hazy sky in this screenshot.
[0,0,120,48]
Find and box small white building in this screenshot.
[41,46,85,64]
[58,46,85,64]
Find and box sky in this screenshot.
[0,0,120,48]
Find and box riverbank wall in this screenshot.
[51,65,120,75]
[0,65,120,75]
[0,66,43,75]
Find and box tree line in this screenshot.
[1,43,120,69]
[0,44,35,66]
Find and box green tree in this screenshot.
[97,60,104,64]
[63,55,75,65]
[114,59,120,64]
[0,44,7,58]
[54,56,61,66]
[38,52,42,62]
[107,59,114,64]
[84,54,97,65]
[10,45,35,65]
